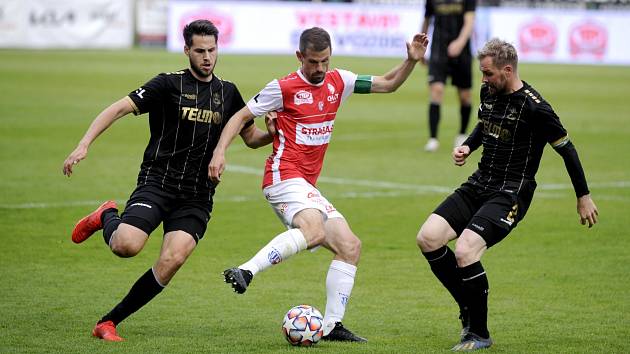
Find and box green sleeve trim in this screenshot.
[354,75,372,94]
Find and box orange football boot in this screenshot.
[71,201,117,243]
[92,320,124,342]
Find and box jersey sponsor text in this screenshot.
[296,121,334,146]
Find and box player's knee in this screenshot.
[344,235,362,258]
[110,234,144,258]
[416,224,445,252]
[454,241,475,266]
[159,250,188,273]
[303,227,326,246]
[336,234,361,264]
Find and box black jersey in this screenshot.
[126,69,251,197]
[425,0,476,61]
[465,82,569,194]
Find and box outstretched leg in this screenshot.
[451,230,492,351]
[417,214,468,335]
[319,217,366,342]
[94,231,196,341]
[225,208,321,294]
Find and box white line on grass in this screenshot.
[2,165,628,209]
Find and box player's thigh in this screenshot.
[264,178,339,230]
[428,59,448,86]
[163,198,212,243]
[292,208,326,246]
[417,213,458,252]
[464,190,532,249]
[321,217,361,261]
[111,223,150,254]
[153,230,198,284]
[430,185,479,237]
[119,184,168,238]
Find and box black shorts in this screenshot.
[433,182,534,248]
[120,184,213,243]
[428,51,472,89]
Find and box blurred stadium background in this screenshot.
[1,1,629,353]
[2,0,630,66]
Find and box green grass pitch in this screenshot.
[1,49,629,353]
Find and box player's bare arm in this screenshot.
[448,11,475,58]
[371,33,429,93]
[62,98,134,177]
[264,111,278,136]
[551,137,598,228]
[209,106,257,183]
[239,119,273,149]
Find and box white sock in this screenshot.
[239,229,307,276]
[323,260,357,335]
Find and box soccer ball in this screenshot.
[281,304,324,346]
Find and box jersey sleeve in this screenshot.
[424,0,434,18]
[225,82,254,130]
[464,0,476,12]
[336,69,361,102]
[532,101,568,148]
[127,74,167,116]
[246,79,283,117]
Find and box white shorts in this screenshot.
[263,178,344,228]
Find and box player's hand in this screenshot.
[407,33,429,62]
[63,144,88,177]
[265,111,277,136]
[208,152,226,184]
[452,145,470,166]
[447,39,465,58]
[577,194,598,228]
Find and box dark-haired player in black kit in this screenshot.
[62,20,273,341]
[421,0,476,152]
[415,38,599,351]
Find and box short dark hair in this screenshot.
[183,20,219,47]
[299,27,331,53]
[477,38,519,71]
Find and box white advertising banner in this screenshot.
[0,0,133,49]
[137,0,168,46]
[488,8,630,65]
[167,1,423,57]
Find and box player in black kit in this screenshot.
[421,0,476,152]
[415,38,599,351]
[62,20,273,341]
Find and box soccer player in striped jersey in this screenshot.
[62,20,273,341]
[209,27,429,342]
[415,38,599,351]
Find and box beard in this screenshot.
[308,72,325,84]
[190,58,213,79]
[488,77,508,95]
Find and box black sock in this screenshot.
[99,268,165,325]
[460,104,472,135]
[422,246,465,310]
[101,208,121,246]
[429,103,440,138]
[459,261,490,338]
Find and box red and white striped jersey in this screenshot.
[247,69,358,188]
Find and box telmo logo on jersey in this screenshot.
[294,90,313,105]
